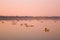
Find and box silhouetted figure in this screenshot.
[44,28,49,32]
[24,23,28,27]
[2,21,4,23]
[20,24,23,26]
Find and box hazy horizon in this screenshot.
[0,0,60,40]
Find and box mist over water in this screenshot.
[0,20,60,40]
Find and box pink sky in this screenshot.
[0,0,60,39]
[0,0,60,16]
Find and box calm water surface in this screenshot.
[0,20,60,40]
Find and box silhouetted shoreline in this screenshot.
[0,16,60,20]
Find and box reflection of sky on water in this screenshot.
[0,20,60,40]
[0,0,60,39]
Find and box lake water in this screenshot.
[0,20,60,40]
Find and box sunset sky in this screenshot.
[0,0,60,40]
[0,0,60,16]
